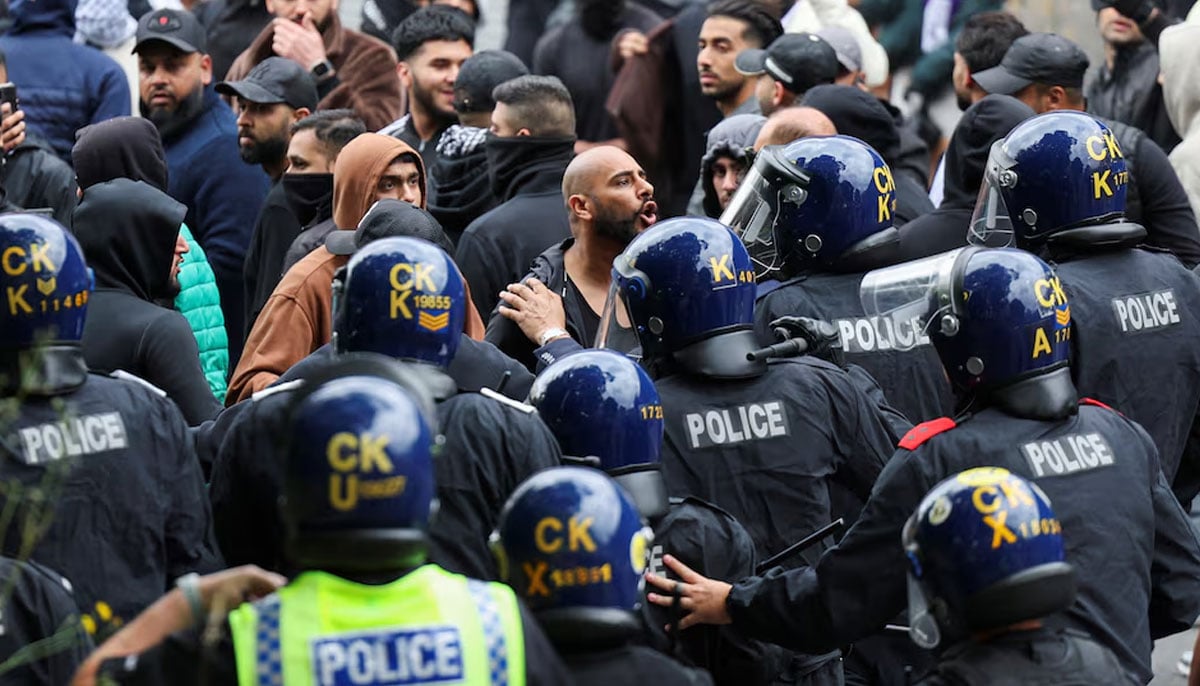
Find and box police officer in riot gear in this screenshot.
[492,465,710,684]
[645,247,1200,685]
[74,366,571,684]
[905,467,1132,685]
[725,135,954,423]
[210,236,561,579]
[530,350,790,684]
[0,213,221,635]
[598,216,906,685]
[970,110,1200,507]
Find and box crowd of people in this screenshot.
[0,0,1199,683]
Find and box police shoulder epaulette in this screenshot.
[1079,397,1123,415]
[479,387,537,414]
[898,417,957,450]
[251,379,305,402]
[109,369,167,397]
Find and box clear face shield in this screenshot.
[595,256,645,359]
[859,248,972,352]
[967,141,1019,248]
[902,515,942,649]
[719,146,810,281]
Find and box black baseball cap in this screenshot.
[453,50,529,114]
[133,9,207,54]
[326,200,452,256]
[735,33,839,94]
[216,57,319,110]
[973,33,1090,95]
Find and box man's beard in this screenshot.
[143,87,206,141]
[164,274,182,299]
[702,76,744,104]
[593,204,640,246]
[412,80,457,130]
[955,90,972,111]
[240,133,288,166]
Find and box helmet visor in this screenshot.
[967,141,1018,248]
[720,146,810,281]
[595,280,640,357]
[859,248,968,351]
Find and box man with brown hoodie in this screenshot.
[226,132,484,403]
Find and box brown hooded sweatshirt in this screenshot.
[227,134,485,403]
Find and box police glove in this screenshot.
[768,316,845,367]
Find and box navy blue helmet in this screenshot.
[970,111,1127,247]
[903,467,1075,647]
[333,236,465,368]
[598,217,758,375]
[529,350,668,520]
[492,467,653,620]
[721,135,897,279]
[0,214,92,349]
[861,247,1071,395]
[281,360,441,571]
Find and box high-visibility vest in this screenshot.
[229,564,527,685]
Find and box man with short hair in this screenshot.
[951,11,1029,112]
[217,56,317,181]
[135,8,271,362]
[455,75,577,319]
[735,32,838,117]
[753,106,837,149]
[223,0,401,131]
[381,6,474,176]
[488,145,658,371]
[973,31,1200,266]
[697,0,783,118]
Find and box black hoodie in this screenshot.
[75,179,223,424]
[896,95,1035,261]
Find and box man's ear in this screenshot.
[516,128,532,137]
[567,193,592,221]
[1048,85,1068,108]
[773,81,787,108]
[293,107,312,122]
[200,54,213,86]
[396,61,413,90]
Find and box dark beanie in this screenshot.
[73,116,170,192]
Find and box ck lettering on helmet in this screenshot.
[872,165,896,223]
[534,515,597,554]
[1084,130,1124,162]
[388,262,451,322]
[684,401,791,449]
[17,412,128,465]
[1022,433,1115,478]
[5,241,88,317]
[836,315,931,353]
[1112,289,1181,333]
[311,626,464,685]
[326,432,407,512]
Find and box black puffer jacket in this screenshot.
[1087,40,1181,153]
[1,135,76,226]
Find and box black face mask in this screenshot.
[282,172,334,226]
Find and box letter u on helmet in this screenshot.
[860,247,1071,394]
[597,217,757,374]
[529,350,669,521]
[491,467,653,624]
[281,365,441,572]
[970,111,1127,248]
[721,135,897,279]
[333,236,466,368]
[0,214,92,349]
[902,467,1075,646]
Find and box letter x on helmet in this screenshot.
[903,467,1075,648]
[860,247,1071,395]
[720,135,897,280]
[597,217,758,375]
[529,350,669,521]
[281,355,442,572]
[491,466,653,623]
[969,111,1127,248]
[333,236,465,369]
[0,213,92,350]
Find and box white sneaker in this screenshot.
[1176,649,1193,677]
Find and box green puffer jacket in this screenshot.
[175,224,229,403]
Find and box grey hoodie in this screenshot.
[1160,21,1200,220]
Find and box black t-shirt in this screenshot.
[566,276,638,352]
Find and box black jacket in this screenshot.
[456,136,573,318]
[74,178,223,424]
[192,0,273,84]
[243,180,303,330]
[898,96,1035,261]
[1087,40,1181,153]
[726,404,1200,684]
[916,627,1133,686]
[1,134,76,227]
[427,125,497,245]
[0,558,92,685]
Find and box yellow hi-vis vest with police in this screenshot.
[228,565,527,686]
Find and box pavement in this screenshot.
[1152,628,1195,685]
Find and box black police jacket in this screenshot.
[208,361,561,578]
[0,557,92,684]
[1,372,223,629]
[915,627,1134,686]
[725,403,1200,684]
[563,644,715,686]
[657,356,902,567]
[755,271,956,424]
[1050,244,1200,505]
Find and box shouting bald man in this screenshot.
[486,145,658,370]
